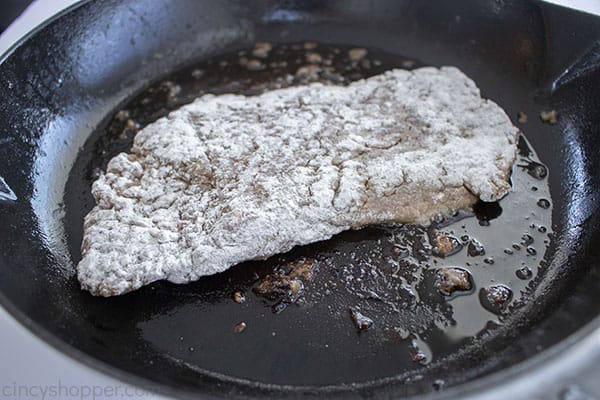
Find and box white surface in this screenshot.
[0,310,163,399]
[0,0,79,55]
[0,0,598,399]
[544,0,600,14]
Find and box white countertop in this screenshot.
[0,1,598,399]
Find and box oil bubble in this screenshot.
[525,161,548,180]
[537,199,551,209]
[432,379,445,391]
[521,234,534,246]
[516,266,533,280]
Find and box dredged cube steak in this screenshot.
[78,67,519,296]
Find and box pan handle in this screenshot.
[552,40,600,92]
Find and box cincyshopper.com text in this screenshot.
[1,380,154,399]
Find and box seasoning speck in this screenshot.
[295,65,321,79]
[348,48,367,62]
[245,59,265,71]
[114,110,130,122]
[233,291,245,304]
[191,69,205,79]
[517,111,528,124]
[401,60,416,69]
[233,322,247,333]
[305,52,322,64]
[252,42,272,59]
[349,308,374,331]
[540,110,558,124]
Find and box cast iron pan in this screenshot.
[0,0,599,398]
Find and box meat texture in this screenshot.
[78,67,518,296]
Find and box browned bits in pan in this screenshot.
[435,232,454,254]
[114,109,130,122]
[517,111,528,124]
[118,118,139,140]
[252,42,272,59]
[286,258,316,280]
[479,284,513,314]
[435,267,472,296]
[245,59,266,71]
[233,291,245,304]
[253,258,316,313]
[540,110,558,124]
[295,65,322,80]
[305,52,322,64]
[350,308,374,331]
[253,274,297,300]
[348,47,368,62]
[410,350,427,363]
[408,342,427,364]
[467,238,486,257]
[431,231,462,257]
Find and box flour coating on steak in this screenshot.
[78,67,518,296]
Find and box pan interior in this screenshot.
[59,42,556,388]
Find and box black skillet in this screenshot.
[0,0,599,398]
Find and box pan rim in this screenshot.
[1,0,599,398]
[0,0,87,65]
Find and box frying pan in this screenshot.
[0,0,599,398]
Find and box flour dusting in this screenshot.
[78,67,518,296]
